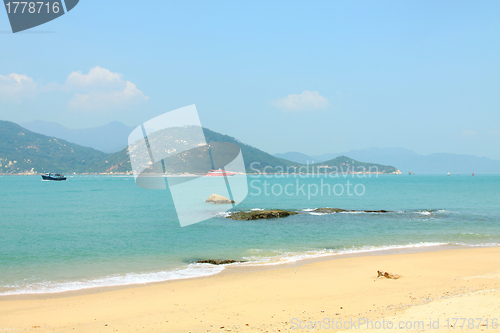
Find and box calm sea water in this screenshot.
[0,174,499,295]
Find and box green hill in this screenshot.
[89,127,301,174]
[203,128,300,172]
[309,155,400,174]
[0,120,400,175]
[0,121,112,174]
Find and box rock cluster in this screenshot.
[225,208,391,220]
[196,259,246,265]
[227,210,298,220]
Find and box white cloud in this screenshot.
[0,73,37,100]
[65,66,125,91]
[272,90,330,111]
[68,81,149,111]
[64,66,149,111]
[0,67,148,113]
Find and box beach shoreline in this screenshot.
[1,247,499,332]
[0,243,470,300]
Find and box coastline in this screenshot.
[2,247,500,332]
[0,242,469,298]
[0,171,403,176]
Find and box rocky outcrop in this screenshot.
[205,193,235,204]
[196,259,246,265]
[225,208,391,220]
[311,208,348,213]
[311,208,391,214]
[227,210,298,220]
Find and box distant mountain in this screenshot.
[203,129,301,172]
[0,121,301,174]
[0,121,116,174]
[269,153,399,174]
[274,152,317,164]
[401,153,500,174]
[1,121,399,175]
[310,156,400,174]
[311,147,419,163]
[105,128,302,174]
[275,147,500,174]
[19,120,133,153]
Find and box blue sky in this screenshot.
[1,1,499,159]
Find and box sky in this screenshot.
[1,1,499,160]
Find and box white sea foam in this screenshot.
[237,242,450,267]
[436,209,460,214]
[0,264,225,296]
[453,242,500,247]
[3,242,491,296]
[414,209,459,215]
[214,211,232,218]
[339,211,366,214]
[301,209,393,215]
[459,232,492,236]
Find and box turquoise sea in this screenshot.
[1,174,499,295]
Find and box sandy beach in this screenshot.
[1,247,499,333]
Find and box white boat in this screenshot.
[204,169,236,177]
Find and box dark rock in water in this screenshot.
[225,208,390,220]
[311,208,348,214]
[311,208,391,214]
[196,259,246,265]
[206,193,235,204]
[227,210,298,220]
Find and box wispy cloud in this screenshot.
[65,66,125,91]
[0,73,37,101]
[68,81,148,112]
[0,67,148,112]
[272,90,330,111]
[64,67,149,112]
[463,130,477,137]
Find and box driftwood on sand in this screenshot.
[377,270,401,279]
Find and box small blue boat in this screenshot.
[41,173,67,181]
